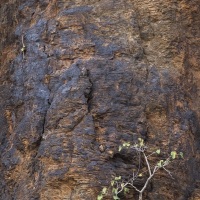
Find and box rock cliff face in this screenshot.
[0,0,200,199]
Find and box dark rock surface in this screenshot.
[0,0,200,199]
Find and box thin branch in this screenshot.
[147,152,155,158]
[139,166,157,193]
[22,35,25,47]
[21,35,26,60]
[135,151,141,177]
[127,183,140,193]
[143,152,152,176]
[163,167,174,179]
[109,139,179,200]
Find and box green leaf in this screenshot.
[113,195,120,200]
[114,176,121,181]
[179,152,184,159]
[122,142,130,147]
[97,194,103,200]
[138,173,143,177]
[138,138,144,147]
[171,151,177,159]
[164,159,170,166]
[118,145,122,152]
[157,160,164,167]
[111,180,115,186]
[124,187,129,194]
[156,149,161,154]
[112,188,118,194]
[21,47,25,52]
[102,187,107,195]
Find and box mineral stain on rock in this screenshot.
[0,0,200,199]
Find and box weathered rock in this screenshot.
[0,0,200,199]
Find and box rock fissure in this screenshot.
[85,69,94,113]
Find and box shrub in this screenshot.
[97,138,183,200]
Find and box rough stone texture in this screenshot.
[0,0,200,199]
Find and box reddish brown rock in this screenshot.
[0,0,200,199]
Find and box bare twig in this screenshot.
[143,152,152,176]
[21,35,26,60]
[163,167,174,179]
[100,138,180,200]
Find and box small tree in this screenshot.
[97,138,183,200]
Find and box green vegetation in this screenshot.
[97,138,183,200]
[21,35,26,60]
